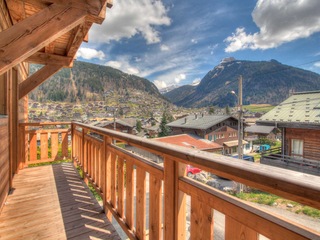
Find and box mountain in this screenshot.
[30,61,165,103]
[164,59,320,107]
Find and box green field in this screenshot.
[243,104,275,113]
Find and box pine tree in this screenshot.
[158,111,172,137]
[225,105,230,115]
[136,120,142,132]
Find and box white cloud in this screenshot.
[153,80,167,89]
[191,39,198,44]
[160,44,170,51]
[106,60,122,69]
[76,47,105,60]
[105,57,140,75]
[174,73,186,84]
[225,0,320,52]
[90,0,171,44]
[314,62,320,68]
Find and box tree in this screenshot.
[158,111,172,137]
[225,105,230,115]
[136,120,142,132]
[209,106,215,115]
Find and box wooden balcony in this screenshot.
[1,122,320,239]
[261,147,320,176]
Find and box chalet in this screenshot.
[0,1,319,239]
[257,91,320,175]
[96,118,137,134]
[245,125,279,141]
[167,114,249,154]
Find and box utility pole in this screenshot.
[237,75,243,160]
[237,75,244,193]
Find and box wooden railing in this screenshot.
[20,122,71,166]
[72,122,320,240]
[261,149,320,176]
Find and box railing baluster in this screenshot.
[61,131,68,158]
[117,157,124,218]
[125,157,134,230]
[225,216,258,240]
[190,196,213,240]
[104,136,112,221]
[51,132,58,160]
[29,132,37,161]
[149,174,162,240]
[40,132,48,160]
[111,152,117,209]
[136,167,146,239]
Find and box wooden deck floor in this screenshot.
[0,163,121,240]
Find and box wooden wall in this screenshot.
[0,117,9,212]
[0,0,29,212]
[286,128,320,161]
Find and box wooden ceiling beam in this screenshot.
[14,0,105,17]
[26,52,73,67]
[19,64,63,99]
[0,3,87,76]
[66,21,93,58]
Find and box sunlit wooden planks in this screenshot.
[0,163,121,239]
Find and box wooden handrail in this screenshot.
[71,121,320,240]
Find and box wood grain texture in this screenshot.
[149,174,162,240]
[136,167,146,240]
[40,132,48,160]
[225,216,258,240]
[0,3,87,75]
[125,158,134,230]
[190,196,213,240]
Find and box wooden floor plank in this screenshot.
[0,163,121,240]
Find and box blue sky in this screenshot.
[76,0,320,89]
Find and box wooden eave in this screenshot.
[0,0,112,98]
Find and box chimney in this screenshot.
[184,118,187,124]
[202,113,204,117]
[195,114,198,119]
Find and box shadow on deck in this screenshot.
[0,163,121,240]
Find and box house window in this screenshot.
[221,134,224,138]
[0,73,7,115]
[291,139,303,158]
[208,135,212,141]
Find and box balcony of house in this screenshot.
[261,147,320,177]
[1,121,320,239]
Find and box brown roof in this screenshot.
[153,134,222,151]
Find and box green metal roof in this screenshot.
[258,91,320,125]
[167,114,236,130]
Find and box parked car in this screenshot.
[186,165,202,177]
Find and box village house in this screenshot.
[257,91,320,175]
[167,114,250,154]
